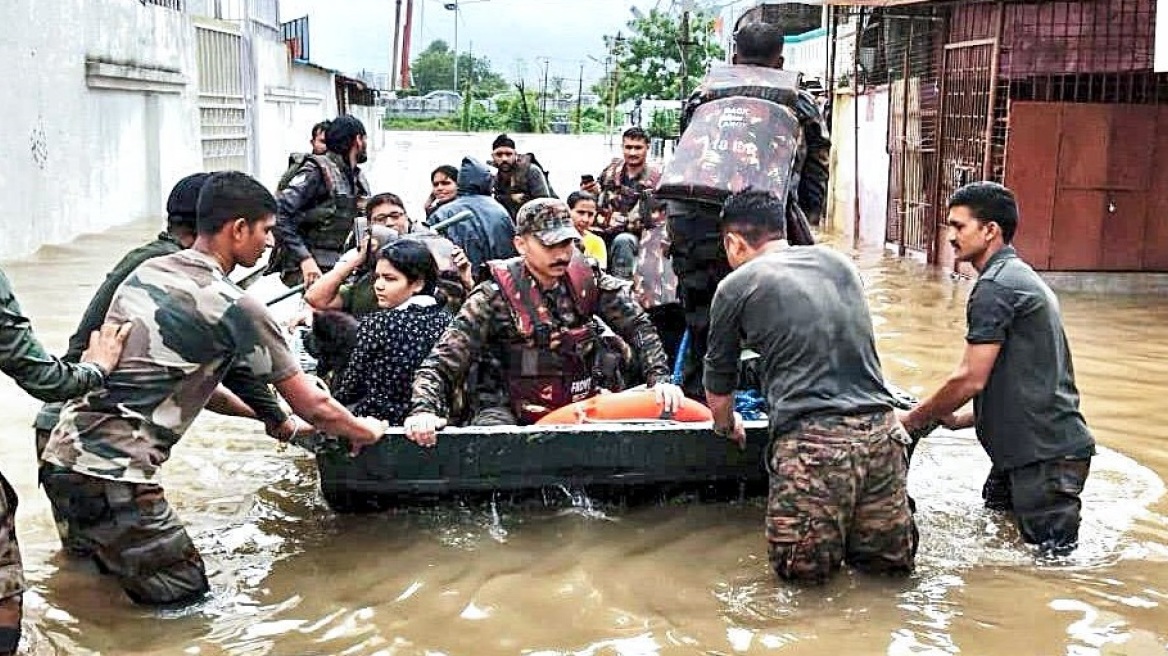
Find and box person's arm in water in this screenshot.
[0,269,130,402]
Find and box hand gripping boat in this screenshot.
[300,386,920,512]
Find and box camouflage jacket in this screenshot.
[595,159,662,235]
[0,268,105,403]
[409,259,671,419]
[35,233,288,433]
[41,250,300,483]
[631,202,679,309]
[680,74,830,219]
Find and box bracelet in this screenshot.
[712,423,732,438]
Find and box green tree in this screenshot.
[591,9,725,104]
[647,108,680,139]
[410,40,509,96]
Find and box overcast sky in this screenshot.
[278,0,751,87]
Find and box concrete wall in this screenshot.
[1,0,384,260]
[0,0,202,259]
[257,39,337,188]
[826,87,890,247]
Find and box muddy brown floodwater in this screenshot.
[2,134,1167,655]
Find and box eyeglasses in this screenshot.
[372,211,407,222]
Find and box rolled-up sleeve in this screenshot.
[965,280,1016,345]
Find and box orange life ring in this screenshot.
[535,389,713,425]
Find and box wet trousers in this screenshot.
[766,411,917,583]
[981,456,1092,554]
[0,473,23,656]
[40,465,209,607]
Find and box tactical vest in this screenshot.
[494,154,538,217]
[277,153,310,192]
[299,154,363,269]
[656,64,803,206]
[487,255,601,424]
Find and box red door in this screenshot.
[1006,103,1155,271]
[1144,107,1168,270]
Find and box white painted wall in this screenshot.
[257,38,337,188]
[0,0,201,259]
[1,0,387,260]
[827,87,890,247]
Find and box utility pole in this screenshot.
[678,10,694,101]
[540,58,550,131]
[453,4,460,90]
[608,32,624,142]
[399,0,414,88]
[391,0,403,91]
[575,61,584,135]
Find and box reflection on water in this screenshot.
[2,133,1167,654]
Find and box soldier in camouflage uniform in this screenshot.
[581,126,662,277]
[271,116,371,288]
[0,268,130,656]
[704,191,915,584]
[34,173,292,556]
[404,198,684,445]
[662,20,831,400]
[39,172,387,607]
[582,127,685,367]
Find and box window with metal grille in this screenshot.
[140,0,183,10]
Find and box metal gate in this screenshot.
[886,77,936,255]
[935,39,998,258]
[195,21,249,172]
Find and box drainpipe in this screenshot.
[391,0,403,91]
[898,19,914,258]
[852,8,864,247]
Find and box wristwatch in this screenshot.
[712,422,733,438]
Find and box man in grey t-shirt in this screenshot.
[704,190,915,584]
[900,181,1094,555]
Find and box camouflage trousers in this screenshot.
[0,472,24,655]
[0,473,24,604]
[40,465,209,606]
[981,455,1092,555]
[766,410,917,583]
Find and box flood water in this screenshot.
[2,133,1167,655]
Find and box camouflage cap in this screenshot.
[516,198,581,246]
